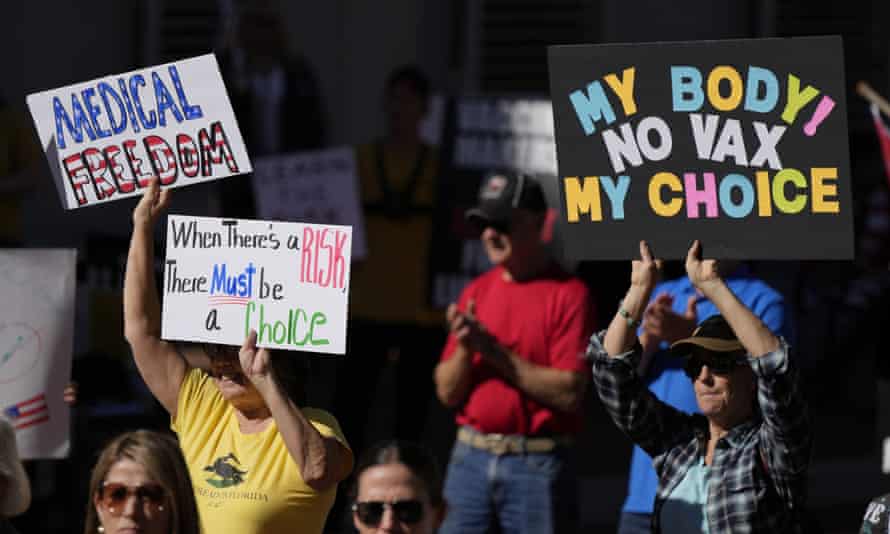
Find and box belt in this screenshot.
[457,427,572,456]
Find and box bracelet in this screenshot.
[617,301,641,329]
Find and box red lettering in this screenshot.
[177,133,199,178]
[62,153,90,206]
[318,228,331,288]
[300,227,315,284]
[144,135,177,185]
[123,139,153,188]
[83,148,117,200]
[332,230,348,289]
[104,145,136,193]
[198,121,238,176]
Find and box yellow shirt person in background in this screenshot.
[173,368,349,533]
[124,180,353,534]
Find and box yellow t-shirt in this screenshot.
[172,368,349,534]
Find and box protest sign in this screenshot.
[252,147,367,259]
[0,250,76,459]
[430,96,561,307]
[27,54,251,210]
[161,216,351,355]
[548,36,853,259]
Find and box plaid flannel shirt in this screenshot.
[590,333,811,533]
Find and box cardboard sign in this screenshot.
[548,36,853,259]
[161,216,351,355]
[0,250,76,459]
[430,96,560,307]
[252,147,367,259]
[27,54,251,210]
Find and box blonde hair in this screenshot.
[83,430,199,534]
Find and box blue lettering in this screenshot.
[743,66,779,113]
[671,66,704,112]
[129,74,157,129]
[81,87,111,139]
[117,78,140,133]
[152,71,183,127]
[98,82,128,135]
[169,65,203,120]
[210,263,228,294]
[568,81,615,136]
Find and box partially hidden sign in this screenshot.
[161,216,351,355]
[252,147,367,260]
[547,36,853,259]
[27,54,251,210]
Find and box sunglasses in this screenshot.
[98,482,166,516]
[353,500,424,526]
[683,352,748,380]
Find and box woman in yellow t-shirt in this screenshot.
[123,180,354,534]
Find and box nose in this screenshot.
[378,506,397,531]
[481,227,499,240]
[697,364,714,383]
[120,494,142,518]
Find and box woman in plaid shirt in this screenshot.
[591,241,812,533]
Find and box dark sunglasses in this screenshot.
[98,482,166,515]
[353,500,424,526]
[683,352,748,380]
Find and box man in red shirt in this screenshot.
[434,172,595,533]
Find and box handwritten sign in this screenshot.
[27,54,251,210]
[252,147,367,259]
[161,216,351,355]
[0,250,76,459]
[547,36,853,259]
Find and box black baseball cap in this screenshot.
[465,171,547,230]
[669,315,745,358]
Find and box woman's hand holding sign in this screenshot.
[132,178,171,227]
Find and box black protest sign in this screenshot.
[547,36,853,259]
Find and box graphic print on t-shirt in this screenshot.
[204,453,248,488]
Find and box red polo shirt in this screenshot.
[440,265,595,436]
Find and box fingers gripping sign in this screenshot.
[239,329,272,386]
[685,240,721,291]
[133,178,172,227]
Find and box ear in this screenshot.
[352,510,363,532]
[93,492,105,525]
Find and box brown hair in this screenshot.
[351,440,443,506]
[83,430,199,534]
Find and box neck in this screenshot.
[502,248,550,282]
[234,404,273,433]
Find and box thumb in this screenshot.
[684,296,697,319]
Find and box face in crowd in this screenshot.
[479,208,546,268]
[353,461,444,534]
[86,431,199,534]
[684,346,757,426]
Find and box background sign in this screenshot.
[0,249,76,459]
[548,36,853,259]
[27,54,251,209]
[161,216,351,355]
[252,147,367,259]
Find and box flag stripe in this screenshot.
[14,415,49,430]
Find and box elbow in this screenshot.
[557,374,589,413]
[436,387,462,409]
[302,457,333,492]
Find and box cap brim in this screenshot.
[670,336,744,357]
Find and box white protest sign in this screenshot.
[0,250,76,459]
[454,97,557,175]
[252,147,367,259]
[27,54,251,210]
[161,216,351,355]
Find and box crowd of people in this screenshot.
[1,5,890,533]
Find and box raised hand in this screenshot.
[132,178,171,227]
[643,293,697,344]
[239,329,272,386]
[447,299,497,356]
[685,240,721,292]
[630,240,661,294]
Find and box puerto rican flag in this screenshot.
[4,393,49,430]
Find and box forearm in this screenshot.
[700,280,779,357]
[604,285,651,356]
[482,348,585,413]
[434,347,474,407]
[124,222,162,342]
[260,381,351,491]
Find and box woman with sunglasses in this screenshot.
[590,240,812,533]
[352,441,446,533]
[84,430,199,534]
[123,180,353,534]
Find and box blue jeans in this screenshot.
[438,440,577,534]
